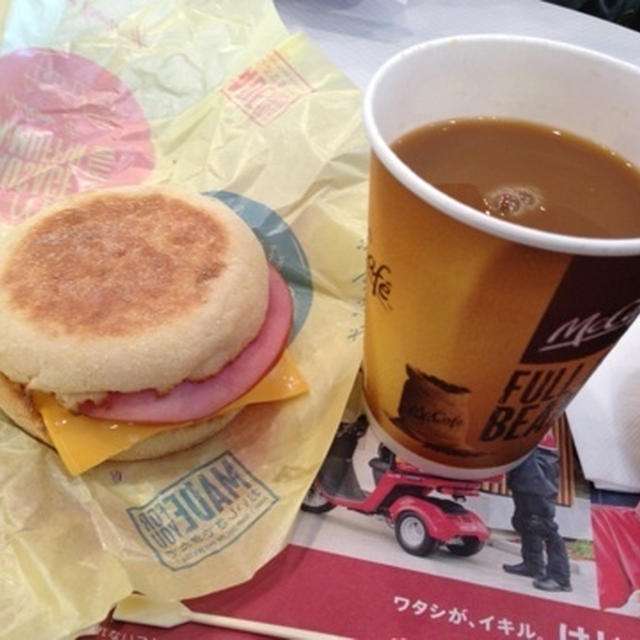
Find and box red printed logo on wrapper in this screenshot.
[0,47,154,224]
[222,50,313,126]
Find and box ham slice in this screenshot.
[79,265,292,424]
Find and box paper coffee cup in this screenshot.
[362,35,640,480]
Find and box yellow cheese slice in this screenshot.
[33,350,307,476]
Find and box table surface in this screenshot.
[274,0,640,90]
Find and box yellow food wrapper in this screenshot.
[0,2,367,638]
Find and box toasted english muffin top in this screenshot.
[2,192,230,337]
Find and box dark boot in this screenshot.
[533,576,572,592]
[543,524,572,588]
[503,562,543,578]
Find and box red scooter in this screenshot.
[302,415,491,557]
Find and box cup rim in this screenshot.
[363,33,640,257]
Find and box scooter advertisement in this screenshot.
[303,413,492,559]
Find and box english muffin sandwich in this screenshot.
[0,187,306,474]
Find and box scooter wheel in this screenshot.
[446,536,485,557]
[301,481,336,514]
[395,511,438,556]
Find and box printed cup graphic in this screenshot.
[362,35,640,479]
[391,367,476,456]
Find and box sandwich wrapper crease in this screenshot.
[0,2,367,638]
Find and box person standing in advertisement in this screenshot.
[502,430,573,592]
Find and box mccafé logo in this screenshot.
[367,254,392,309]
[539,299,640,353]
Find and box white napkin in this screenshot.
[567,318,640,493]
